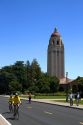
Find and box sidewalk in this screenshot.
[31,99,83,110]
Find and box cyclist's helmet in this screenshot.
[15,93,18,96]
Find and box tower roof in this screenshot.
[51,27,60,37]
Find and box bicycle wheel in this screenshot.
[9,104,13,113]
[13,105,19,120]
[16,106,19,119]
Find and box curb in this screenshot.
[21,97,83,110]
[33,100,83,110]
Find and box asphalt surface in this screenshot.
[0,97,83,125]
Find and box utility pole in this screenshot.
[66,72,68,102]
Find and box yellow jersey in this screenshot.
[13,96,21,105]
[9,96,14,104]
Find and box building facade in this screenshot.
[47,28,65,79]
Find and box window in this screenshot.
[57,41,59,45]
[52,40,54,45]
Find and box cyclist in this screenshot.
[8,94,13,113]
[13,93,21,119]
[28,93,32,104]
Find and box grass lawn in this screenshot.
[21,95,66,99]
[20,95,83,105]
[34,95,66,99]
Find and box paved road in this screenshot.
[0,97,83,125]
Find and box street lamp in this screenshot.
[70,79,72,93]
[66,72,68,81]
[66,72,68,102]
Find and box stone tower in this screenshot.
[47,28,65,79]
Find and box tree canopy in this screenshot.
[0,59,59,94]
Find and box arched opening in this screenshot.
[52,40,54,45]
[57,41,59,45]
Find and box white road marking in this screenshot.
[44,111,53,115]
[0,114,12,125]
[27,106,32,109]
[80,122,83,125]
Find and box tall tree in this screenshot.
[30,59,41,85]
[25,60,31,88]
[49,76,59,93]
[12,61,27,92]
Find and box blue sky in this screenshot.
[0,0,83,79]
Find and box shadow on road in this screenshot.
[2,111,17,120]
[6,117,15,120]
[2,111,10,114]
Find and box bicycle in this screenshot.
[13,104,19,119]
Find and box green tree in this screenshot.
[30,59,41,85]
[36,73,50,93]
[12,61,27,92]
[0,59,60,94]
[0,72,9,94]
[25,60,31,88]
[49,76,59,93]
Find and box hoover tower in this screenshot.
[47,28,65,79]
